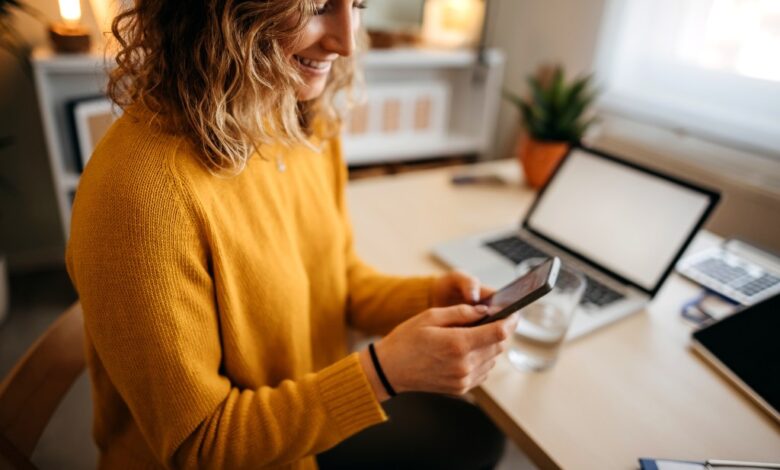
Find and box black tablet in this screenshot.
[691,293,780,423]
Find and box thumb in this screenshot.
[425,304,489,327]
[458,273,481,304]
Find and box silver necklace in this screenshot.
[274,141,325,172]
[276,154,286,173]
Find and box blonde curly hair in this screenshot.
[107,0,362,175]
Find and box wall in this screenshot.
[485,0,607,161]
[0,1,105,270]
[0,52,61,269]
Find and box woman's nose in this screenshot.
[321,6,356,57]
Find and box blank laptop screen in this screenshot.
[526,148,713,292]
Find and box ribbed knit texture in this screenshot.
[65,109,435,469]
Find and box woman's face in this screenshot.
[289,0,365,101]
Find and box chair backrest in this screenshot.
[0,302,85,469]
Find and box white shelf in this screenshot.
[31,47,106,72]
[344,134,482,166]
[360,47,504,68]
[62,172,80,191]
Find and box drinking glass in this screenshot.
[508,257,586,371]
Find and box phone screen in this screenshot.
[472,257,559,326]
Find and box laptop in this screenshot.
[433,146,720,340]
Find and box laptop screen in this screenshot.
[525,148,716,293]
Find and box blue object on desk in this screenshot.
[640,458,780,469]
[640,458,704,470]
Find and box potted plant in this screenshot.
[505,65,597,188]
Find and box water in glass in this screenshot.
[508,257,586,372]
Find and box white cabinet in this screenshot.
[344,48,505,165]
[31,47,504,238]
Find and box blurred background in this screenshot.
[0,0,778,467]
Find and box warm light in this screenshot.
[50,0,91,53]
[58,0,82,23]
[423,0,485,49]
[441,0,474,31]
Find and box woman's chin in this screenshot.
[297,80,327,102]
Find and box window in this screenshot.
[595,0,780,158]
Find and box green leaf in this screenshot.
[502,89,525,111]
[519,102,534,126]
[550,67,565,111]
[527,77,546,107]
[558,95,590,130]
[563,75,592,106]
[573,116,599,141]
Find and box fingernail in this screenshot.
[471,285,480,303]
[475,305,489,314]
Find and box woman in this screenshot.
[66,0,515,468]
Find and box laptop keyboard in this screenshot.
[485,235,548,264]
[485,235,625,308]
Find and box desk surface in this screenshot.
[346,160,780,470]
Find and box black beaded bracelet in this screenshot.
[368,342,397,397]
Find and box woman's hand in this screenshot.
[431,271,494,307]
[360,304,518,401]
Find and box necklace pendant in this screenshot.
[276,155,286,173]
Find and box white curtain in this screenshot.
[595,0,780,157]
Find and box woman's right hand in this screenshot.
[361,305,518,400]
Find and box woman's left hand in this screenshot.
[431,271,494,307]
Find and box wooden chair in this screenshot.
[0,302,85,470]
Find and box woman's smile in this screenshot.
[293,55,334,75]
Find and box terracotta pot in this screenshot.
[517,134,570,189]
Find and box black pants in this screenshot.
[316,392,506,470]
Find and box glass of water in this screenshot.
[508,257,586,372]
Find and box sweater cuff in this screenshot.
[316,353,387,440]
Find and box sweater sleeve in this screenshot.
[66,155,385,469]
[329,138,435,336]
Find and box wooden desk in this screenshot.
[346,160,780,470]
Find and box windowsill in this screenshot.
[586,111,780,202]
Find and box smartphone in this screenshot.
[470,257,561,327]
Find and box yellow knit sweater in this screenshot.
[65,109,434,469]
